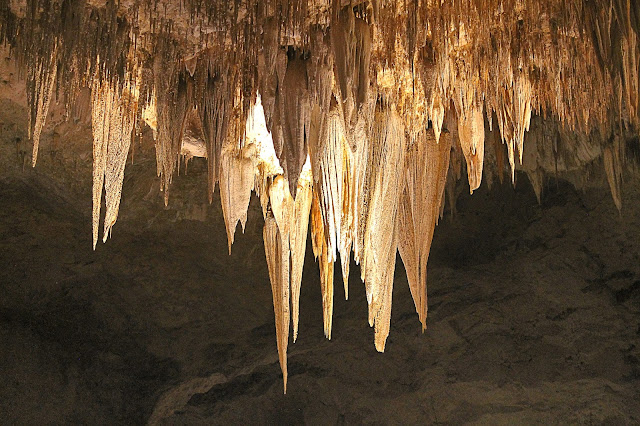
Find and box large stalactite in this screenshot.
[1,0,639,392]
[398,129,452,331]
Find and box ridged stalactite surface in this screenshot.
[2,0,640,392]
[91,71,139,249]
[458,106,485,193]
[398,129,452,331]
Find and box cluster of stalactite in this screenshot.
[2,0,639,392]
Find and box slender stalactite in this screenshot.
[262,169,312,391]
[310,185,335,339]
[290,171,313,341]
[263,211,290,394]
[28,41,58,167]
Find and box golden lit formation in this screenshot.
[2,0,638,391]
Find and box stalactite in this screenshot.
[309,104,343,264]
[310,186,334,339]
[289,172,313,342]
[257,18,285,138]
[195,60,232,202]
[28,41,58,167]
[261,163,313,391]
[220,131,256,254]
[495,74,533,180]
[153,37,190,205]
[356,105,406,352]
[331,0,372,150]
[308,100,355,309]
[263,212,290,394]
[90,69,139,249]
[274,52,311,196]
[398,129,451,331]
[339,128,356,299]
[458,105,485,193]
[91,78,108,250]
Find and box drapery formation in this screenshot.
[2,0,639,392]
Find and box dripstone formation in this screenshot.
[1,0,638,392]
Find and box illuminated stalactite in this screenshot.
[196,60,233,202]
[310,186,335,339]
[458,106,485,193]
[263,212,290,393]
[289,175,313,341]
[220,141,256,253]
[398,129,452,331]
[356,106,406,352]
[261,169,313,392]
[91,71,139,249]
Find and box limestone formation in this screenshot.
[2,0,639,392]
[398,129,452,331]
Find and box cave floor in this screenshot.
[1,165,639,424]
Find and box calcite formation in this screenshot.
[1,0,639,391]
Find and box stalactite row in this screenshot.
[8,0,639,207]
[153,35,190,205]
[13,0,134,168]
[90,68,140,248]
[3,0,640,392]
